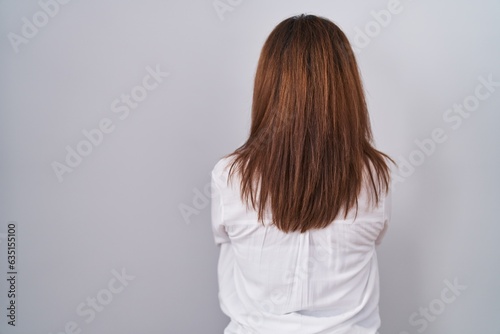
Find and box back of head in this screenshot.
[225,14,395,233]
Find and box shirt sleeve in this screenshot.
[211,169,230,246]
[375,184,392,246]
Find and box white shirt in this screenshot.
[211,156,392,334]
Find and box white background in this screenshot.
[0,0,499,333]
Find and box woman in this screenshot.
[211,13,396,334]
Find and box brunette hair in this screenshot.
[223,14,396,233]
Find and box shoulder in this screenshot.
[211,155,237,187]
[212,155,235,174]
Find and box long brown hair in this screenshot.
[223,14,396,233]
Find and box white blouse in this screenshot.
[211,156,392,334]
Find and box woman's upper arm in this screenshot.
[211,168,230,246]
[375,185,392,246]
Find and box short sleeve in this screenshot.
[211,168,230,246]
[375,184,392,246]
